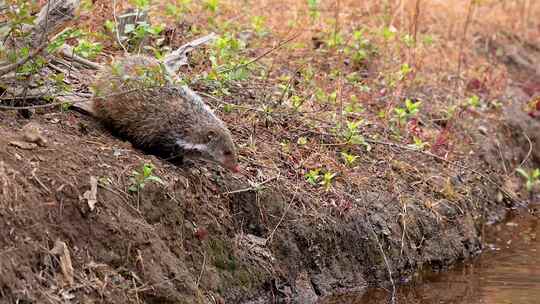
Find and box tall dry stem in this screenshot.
[457,0,476,82]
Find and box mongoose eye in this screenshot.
[223,150,232,156]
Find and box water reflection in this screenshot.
[321,210,540,304]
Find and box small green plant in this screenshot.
[516,168,540,192]
[401,34,415,48]
[341,151,359,167]
[280,140,291,153]
[314,88,337,104]
[305,169,336,190]
[380,26,397,41]
[129,0,151,10]
[320,171,337,191]
[407,136,429,150]
[123,21,164,50]
[289,95,304,111]
[394,99,421,126]
[74,38,103,59]
[129,163,164,192]
[307,0,320,20]
[305,169,322,185]
[339,120,371,151]
[203,33,251,93]
[204,0,219,13]
[250,16,268,36]
[422,34,435,46]
[344,95,365,114]
[398,63,413,80]
[222,103,234,113]
[345,29,378,67]
[325,30,344,48]
[466,95,480,108]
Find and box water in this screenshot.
[322,207,540,304]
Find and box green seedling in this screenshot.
[467,95,480,108]
[251,16,268,36]
[394,99,421,126]
[340,120,371,151]
[305,169,322,185]
[289,95,304,111]
[341,151,359,167]
[165,0,192,19]
[344,95,365,114]
[204,0,219,13]
[345,29,378,66]
[320,172,337,191]
[222,103,234,113]
[516,168,540,192]
[398,63,413,80]
[129,0,151,10]
[129,163,164,192]
[407,136,429,150]
[74,39,103,59]
[307,0,320,19]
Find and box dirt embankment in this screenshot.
[0,108,498,304]
[1,26,540,304]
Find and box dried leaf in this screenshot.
[50,240,74,286]
[82,176,98,211]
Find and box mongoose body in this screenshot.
[91,55,239,172]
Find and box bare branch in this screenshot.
[58,45,102,70]
[162,33,217,78]
[112,0,129,54]
[217,32,300,75]
[31,0,81,47]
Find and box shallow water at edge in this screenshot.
[321,206,540,304]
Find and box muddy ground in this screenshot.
[1,19,540,304]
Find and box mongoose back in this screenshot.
[91,55,239,172]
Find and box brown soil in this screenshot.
[2,2,540,304]
[0,99,510,304]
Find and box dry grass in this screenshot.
[86,0,538,215]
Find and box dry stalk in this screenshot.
[196,253,207,288]
[217,32,300,75]
[411,0,422,66]
[456,0,476,81]
[112,0,129,54]
[366,217,396,304]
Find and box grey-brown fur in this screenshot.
[91,55,239,172]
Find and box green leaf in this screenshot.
[146,176,163,184]
[516,168,528,178]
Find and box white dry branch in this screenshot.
[162,33,217,79]
[31,0,81,45]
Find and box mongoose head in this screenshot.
[178,127,239,173]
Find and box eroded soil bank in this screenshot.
[0,108,503,304]
[1,12,540,304]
